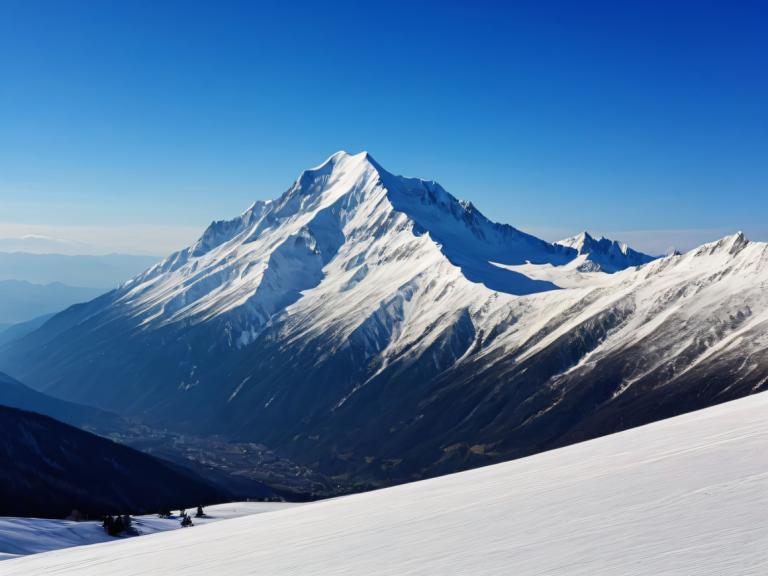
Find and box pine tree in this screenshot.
[112,515,125,535]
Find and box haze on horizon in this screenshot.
[1,1,766,257]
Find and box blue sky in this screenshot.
[0,0,766,255]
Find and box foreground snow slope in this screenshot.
[7,393,767,575]
[0,502,297,561]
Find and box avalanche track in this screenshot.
[5,393,766,576]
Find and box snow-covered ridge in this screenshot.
[5,393,766,575]
[117,151,649,329]
[556,230,656,272]
[112,153,767,417]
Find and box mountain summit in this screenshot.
[121,151,651,331]
[123,150,579,330]
[557,231,656,272]
[1,152,765,487]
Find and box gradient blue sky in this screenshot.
[1,0,766,255]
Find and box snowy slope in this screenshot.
[118,150,571,327]
[0,502,297,561]
[1,151,766,487]
[5,393,767,575]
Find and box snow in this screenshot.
[107,153,658,369]
[556,230,656,272]
[57,152,768,417]
[112,153,763,372]
[116,150,574,328]
[0,502,298,561]
[4,393,766,575]
[480,231,768,375]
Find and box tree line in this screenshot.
[102,505,207,536]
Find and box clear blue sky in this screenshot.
[0,0,766,255]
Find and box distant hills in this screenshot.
[0,252,159,288]
[0,252,159,337]
[0,315,54,348]
[0,280,105,325]
[0,371,289,502]
[0,371,124,434]
[0,403,227,518]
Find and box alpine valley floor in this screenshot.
[5,392,766,576]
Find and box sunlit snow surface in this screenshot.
[105,152,768,413]
[4,393,766,575]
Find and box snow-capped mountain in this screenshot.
[1,151,765,486]
[556,230,656,272]
[121,150,574,329]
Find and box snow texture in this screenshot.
[4,393,766,575]
[0,502,297,561]
[117,151,639,330]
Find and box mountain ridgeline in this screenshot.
[1,151,765,487]
[0,404,226,518]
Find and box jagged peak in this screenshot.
[285,151,382,201]
[559,231,637,254]
[691,231,750,258]
[557,230,595,253]
[281,152,499,242]
[310,150,373,171]
[131,151,581,302]
[556,231,656,272]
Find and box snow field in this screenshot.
[4,393,766,575]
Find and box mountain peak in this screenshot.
[567,231,595,250]
[124,153,667,330]
[557,231,656,272]
[306,151,384,180]
[691,231,750,258]
[288,150,382,201]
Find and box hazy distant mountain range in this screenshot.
[0,235,91,254]
[0,252,159,288]
[1,151,764,489]
[0,280,104,325]
[0,252,159,330]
